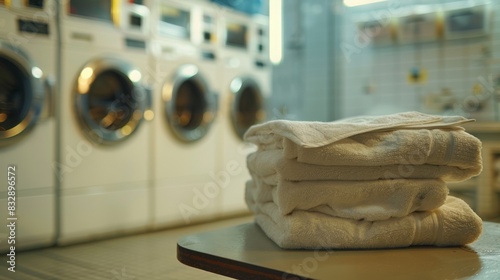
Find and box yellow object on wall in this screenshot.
[407,67,428,84]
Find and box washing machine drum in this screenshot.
[229,77,266,139]
[163,65,217,142]
[0,42,44,144]
[74,57,148,144]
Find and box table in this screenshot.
[177,221,500,279]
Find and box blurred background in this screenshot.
[1,0,500,277]
[273,0,500,122]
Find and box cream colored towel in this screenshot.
[246,191,483,249]
[245,122,481,174]
[244,111,473,149]
[247,150,481,183]
[280,128,482,169]
[246,178,448,221]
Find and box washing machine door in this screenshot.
[74,57,148,144]
[163,64,217,142]
[229,76,266,139]
[0,41,45,145]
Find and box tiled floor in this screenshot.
[0,215,253,280]
[1,214,499,280]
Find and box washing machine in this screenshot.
[58,0,153,244]
[217,9,271,215]
[0,0,57,252]
[149,0,222,228]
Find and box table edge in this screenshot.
[177,242,312,280]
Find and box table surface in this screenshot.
[177,221,500,280]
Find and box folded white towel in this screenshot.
[247,178,448,221]
[247,150,480,183]
[246,191,483,249]
[244,111,473,148]
[280,128,482,169]
[245,120,481,177]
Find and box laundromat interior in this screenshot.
[1,0,500,279]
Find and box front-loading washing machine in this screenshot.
[149,0,221,228]
[58,0,153,244]
[0,0,57,251]
[217,8,271,215]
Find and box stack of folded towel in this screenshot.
[243,112,484,249]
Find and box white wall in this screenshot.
[337,0,499,121]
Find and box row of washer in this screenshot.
[0,0,271,250]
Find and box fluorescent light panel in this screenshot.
[344,0,387,7]
[269,0,283,64]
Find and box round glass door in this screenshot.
[163,64,217,142]
[0,41,44,143]
[74,57,147,144]
[229,77,265,139]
